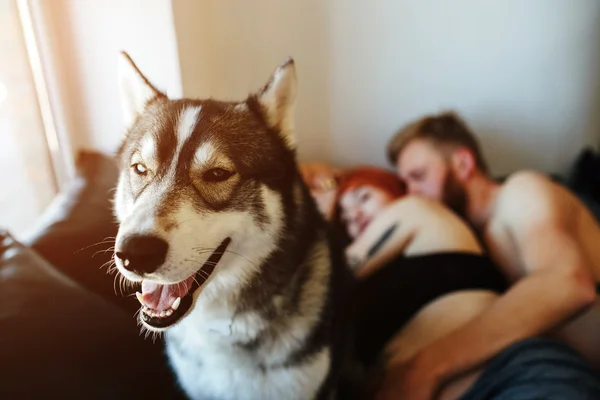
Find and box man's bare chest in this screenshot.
[483,224,523,283]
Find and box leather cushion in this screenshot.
[0,231,183,399]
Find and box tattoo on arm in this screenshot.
[367,223,398,258]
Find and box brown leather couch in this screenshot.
[0,152,184,399]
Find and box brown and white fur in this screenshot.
[112,53,353,400]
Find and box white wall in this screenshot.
[34,0,182,158]
[172,0,333,165]
[172,0,600,176]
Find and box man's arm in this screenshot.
[407,174,597,392]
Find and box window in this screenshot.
[0,0,57,237]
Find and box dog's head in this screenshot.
[113,52,299,332]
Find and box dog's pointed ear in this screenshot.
[257,57,297,148]
[118,51,162,130]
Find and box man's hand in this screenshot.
[376,357,441,400]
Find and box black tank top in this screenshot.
[351,252,508,367]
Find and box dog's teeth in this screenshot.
[136,292,145,306]
[123,259,130,267]
[172,297,181,310]
[166,309,173,316]
[159,311,166,317]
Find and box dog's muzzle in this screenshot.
[130,238,232,330]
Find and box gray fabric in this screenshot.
[460,338,600,400]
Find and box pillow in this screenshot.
[567,147,600,221]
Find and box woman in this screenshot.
[333,166,508,400]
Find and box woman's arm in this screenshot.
[346,200,415,278]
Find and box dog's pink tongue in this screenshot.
[141,277,194,311]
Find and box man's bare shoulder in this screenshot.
[501,170,557,195]
[495,170,572,228]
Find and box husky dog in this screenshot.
[112,52,353,400]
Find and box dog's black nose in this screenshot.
[115,235,169,275]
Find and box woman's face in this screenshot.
[339,185,395,239]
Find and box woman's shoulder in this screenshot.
[372,196,445,230]
[384,195,472,232]
[387,195,450,214]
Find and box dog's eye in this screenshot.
[131,163,148,176]
[203,168,234,182]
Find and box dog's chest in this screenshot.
[166,316,330,400]
[166,320,330,400]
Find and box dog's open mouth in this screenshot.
[135,238,231,329]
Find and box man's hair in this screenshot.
[387,111,489,174]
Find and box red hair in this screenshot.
[335,166,405,204]
[332,166,405,242]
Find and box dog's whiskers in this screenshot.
[92,246,115,259]
[117,274,137,296]
[179,258,219,283]
[112,274,119,297]
[192,247,257,267]
[91,246,115,258]
[186,259,223,269]
[100,258,117,272]
[118,275,125,297]
[74,237,116,254]
[138,323,164,343]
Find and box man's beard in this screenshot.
[442,170,468,218]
